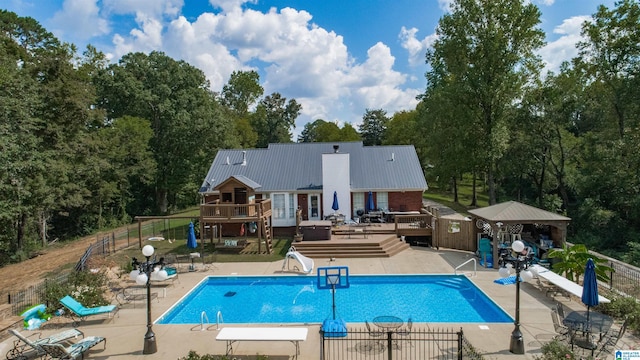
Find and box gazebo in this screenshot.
[468,201,571,268]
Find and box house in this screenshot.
[198,142,428,241]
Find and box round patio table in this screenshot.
[562,310,613,334]
[373,316,403,330]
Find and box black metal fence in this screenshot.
[604,256,640,299]
[6,272,71,315]
[320,326,471,360]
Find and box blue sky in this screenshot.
[3,0,615,137]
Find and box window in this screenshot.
[289,195,295,219]
[352,192,364,217]
[377,192,388,211]
[273,194,285,219]
[222,193,232,202]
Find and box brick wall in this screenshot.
[388,191,424,212]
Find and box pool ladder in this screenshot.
[454,258,477,277]
[201,311,224,330]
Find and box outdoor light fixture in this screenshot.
[498,239,534,354]
[130,244,167,355]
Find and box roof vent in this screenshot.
[225,156,230,165]
[241,151,247,166]
[333,145,339,153]
[391,152,395,161]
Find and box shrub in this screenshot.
[534,338,577,360]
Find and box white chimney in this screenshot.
[241,151,247,166]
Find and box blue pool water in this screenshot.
[156,275,512,325]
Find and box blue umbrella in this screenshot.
[331,191,339,212]
[187,222,197,249]
[581,258,599,321]
[367,191,375,212]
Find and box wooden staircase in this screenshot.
[291,235,410,258]
[261,219,273,254]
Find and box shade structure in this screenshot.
[332,191,339,212]
[187,222,197,249]
[367,191,375,212]
[581,258,599,321]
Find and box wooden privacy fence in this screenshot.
[433,216,475,252]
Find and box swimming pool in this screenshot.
[156,274,512,325]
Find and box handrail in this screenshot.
[216,310,224,330]
[454,258,477,277]
[200,311,209,331]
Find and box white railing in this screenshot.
[216,310,224,330]
[454,258,477,277]
[200,311,209,331]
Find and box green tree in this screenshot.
[251,92,301,147]
[298,119,355,143]
[220,70,263,118]
[95,51,235,213]
[423,0,545,204]
[358,109,389,146]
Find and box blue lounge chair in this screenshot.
[40,336,106,359]
[6,328,84,360]
[60,295,118,325]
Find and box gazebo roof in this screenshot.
[468,201,571,223]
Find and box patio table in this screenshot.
[373,316,403,330]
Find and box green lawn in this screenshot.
[424,175,488,216]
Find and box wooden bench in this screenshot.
[215,239,248,253]
[216,327,308,359]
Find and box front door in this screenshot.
[308,194,321,220]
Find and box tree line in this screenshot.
[1,0,639,266]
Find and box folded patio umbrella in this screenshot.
[187,222,197,249]
[332,191,339,212]
[581,258,599,321]
[367,191,375,212]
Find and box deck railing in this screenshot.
[200,199,271,219]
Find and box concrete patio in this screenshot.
[1,246,637,359]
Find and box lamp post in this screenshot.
[131,245,167,355]
[498,240,534,354]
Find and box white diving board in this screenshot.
[216,327,308,358]
[531,264,610,303]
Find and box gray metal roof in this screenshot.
[468,201,571,222]
[200,142,428,193]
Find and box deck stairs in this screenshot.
[292,235,409,258]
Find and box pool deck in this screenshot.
[1,246,637,359]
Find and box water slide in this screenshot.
[282,247,314,274]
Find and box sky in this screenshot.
[3,0,616,138]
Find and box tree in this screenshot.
[578,0,640,139]
[220,70,263,118]
[358,109,389,146]
[298,119,358,143]
[95,51,235,213]
[251,92,301,147]
[423,0,545,204]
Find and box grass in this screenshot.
[424,175,489,216]
[109,235,292,274]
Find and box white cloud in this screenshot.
[49,0,110,41]
[399,26,438,67]
[102,1,419,136]
[538,15,590,74]
[102,0,183,18]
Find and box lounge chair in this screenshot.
[40,336,106,359]
[6,328,84,360]
[60,295,118,325]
